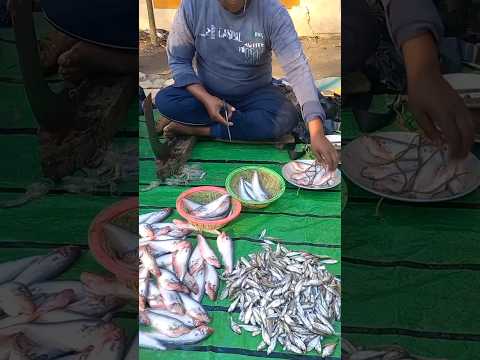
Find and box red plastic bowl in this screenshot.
[88,197,138,284]
[176,186,242,231]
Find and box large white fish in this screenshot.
[29,281,87,301]
[26,309,96,324]
[191,264,205,303]
[139,224,155,239]
[123,333,138,360]
[144,240,189,255]
[0,256,41,285]
[139,245,162,277]
[197,235,221,268]
[204,263,219,301]
[190,194,231,220]
[154,253,173,272]
[216,232,234,274]
[0,320,121,353]
[80,273,135,300]
[146,325,213,345]
[103,223,137,254]
[182,198,203,212]
[157,268,189,293]
[0,282,34,317]
[158,288,185,315]
[238,178,254,201]
[139,266,150,311]
[183,272,199,295]
[188,245,204,275]
[251,171,269,201]
[0,335,13,360]
[139,208,172,225]
[66,295,125,317]
[14,246,81,286]
[8,332,65,360]
[149,309,201,328]
[178,293,210,324]
[146,311,192,338]
[139,331,167,351]
[85,335,125,360]
[149,223,190,240]
[33,289,75,314]
[172,243,192,281]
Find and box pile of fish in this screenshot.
[139,209,235,350]
[360,135,472,199]
[0,246,137,359]
[222,237,340,357]
[181,194,232,221]
[342,339,448,360]
[237,171,271,202]
[289,160,337,187]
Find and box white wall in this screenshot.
[139,0,340,36]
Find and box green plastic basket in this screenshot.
[225,166,285,209]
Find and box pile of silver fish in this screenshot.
[342,339,448,360]
[360,134,472,199]
[222,237,340,357]
[290,161,337,187]
[0,245,137,360]
[181,194,232,220]
[139,209,235,350]
[237,171,270,202]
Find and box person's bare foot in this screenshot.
[156,116,170,133]
[163,123,210,138]
[57,41,137,83]
[38,30,78,75]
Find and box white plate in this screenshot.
[444,73,480,109]
[342,132,480,203]
[326,134,341,150]
[282,160,342,190]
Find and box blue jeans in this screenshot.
[155,85,301,141]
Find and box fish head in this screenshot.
[198,325,214,336]
[98,322,124,342]
[55,246,81,259]
[174,241,192,251]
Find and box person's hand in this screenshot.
[203,95,235,126]
[402,32,474,159]
[407,71,474,159]
[308,119,339,171]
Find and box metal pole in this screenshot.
[145,0,159,45]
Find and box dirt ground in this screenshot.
[139,30,340,91]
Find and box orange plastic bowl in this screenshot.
[176,186,242,231]
[88,197,138,285]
